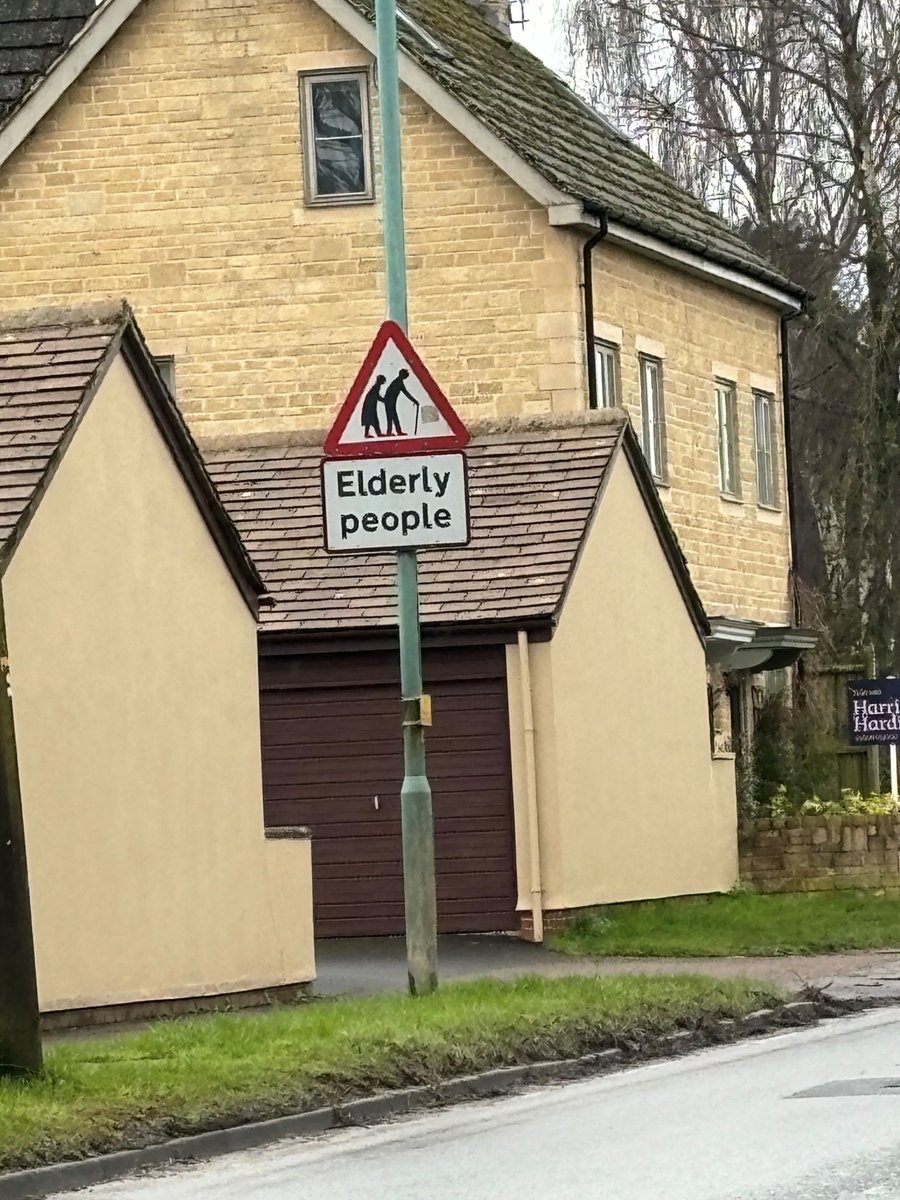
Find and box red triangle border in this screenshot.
[323,321,470,458]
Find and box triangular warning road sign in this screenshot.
[324,321,470,458]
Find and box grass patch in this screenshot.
[551,890,900,958]
[0,975,783,1173]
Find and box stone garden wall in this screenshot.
[739,815,900,893]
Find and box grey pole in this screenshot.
[375,0,438,995]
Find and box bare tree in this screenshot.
[563,0,900,666]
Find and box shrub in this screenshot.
[801,790,900,816]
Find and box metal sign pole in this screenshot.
[375,0,437,995]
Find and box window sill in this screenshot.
[304,195,376,208]
[712,750,736,761]
[757,503,782,514]
[719,492,744,505]
[652,477,670,489]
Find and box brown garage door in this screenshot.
[260,645,518,936]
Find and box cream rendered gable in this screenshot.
[2,353,313,1011]
[507,450,737,915]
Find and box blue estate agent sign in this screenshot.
[847,678,900,745]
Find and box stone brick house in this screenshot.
[0,0,815,929]
[0,0,807,635]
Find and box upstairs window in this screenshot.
[715,379,741,498]
[639,354,667,481]
[754,389,779,507]
[592,339,620,409]
[300,71,374,205]
[152,355,176,397]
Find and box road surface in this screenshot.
[56,1008,900,1200]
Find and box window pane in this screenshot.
[716,382,739,496]
[640,357,665,479]
[315,137,366,196]
[594,341,618,409]
[754,391,777,506]
[311,80,362,139]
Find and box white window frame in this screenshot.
[753,389,779,508]
[300,69,374,206]
[592,339,620,409]
[715,378,741,498]
[639,354,667,482]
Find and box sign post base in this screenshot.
[397,548,437,995]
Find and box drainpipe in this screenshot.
[582,211,610,410]
[516,630,543,943]
[779,309,804,626]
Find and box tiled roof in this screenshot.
[0,0,95,122]
[0,312,118,559]
[0,0,801,299]
[206,418,630,634]
[348,0,803,298]
[0,304,264,606]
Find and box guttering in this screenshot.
[551,207,804,316]
[582,212,610,411]
[779,310,806,624]
[516,630,543,943]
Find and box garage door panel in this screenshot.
[316,876,406,906]
[435,869,520,900]
[315,829,512,866]
[264,782,402,803]
[305,816,404,839]
[263,732,504,762]
[261,698,397,724]
[261,646,518,936]
[315,853,515,882]
[265,791,514,824]
[263,756,401,786]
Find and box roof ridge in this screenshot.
[0,299,129,335]
[199,409,628,455]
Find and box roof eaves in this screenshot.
[259,613,554,648]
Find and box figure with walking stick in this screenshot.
[382,368,420,436]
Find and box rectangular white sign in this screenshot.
[322,453,470,553]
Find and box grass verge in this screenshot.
[0,975,784,1173]
[550,890,900,958]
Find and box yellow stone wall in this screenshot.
[590,244,791,624]
[0,0,790,620]
[0,0,581,429]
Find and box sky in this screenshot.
[511,0,571,78]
